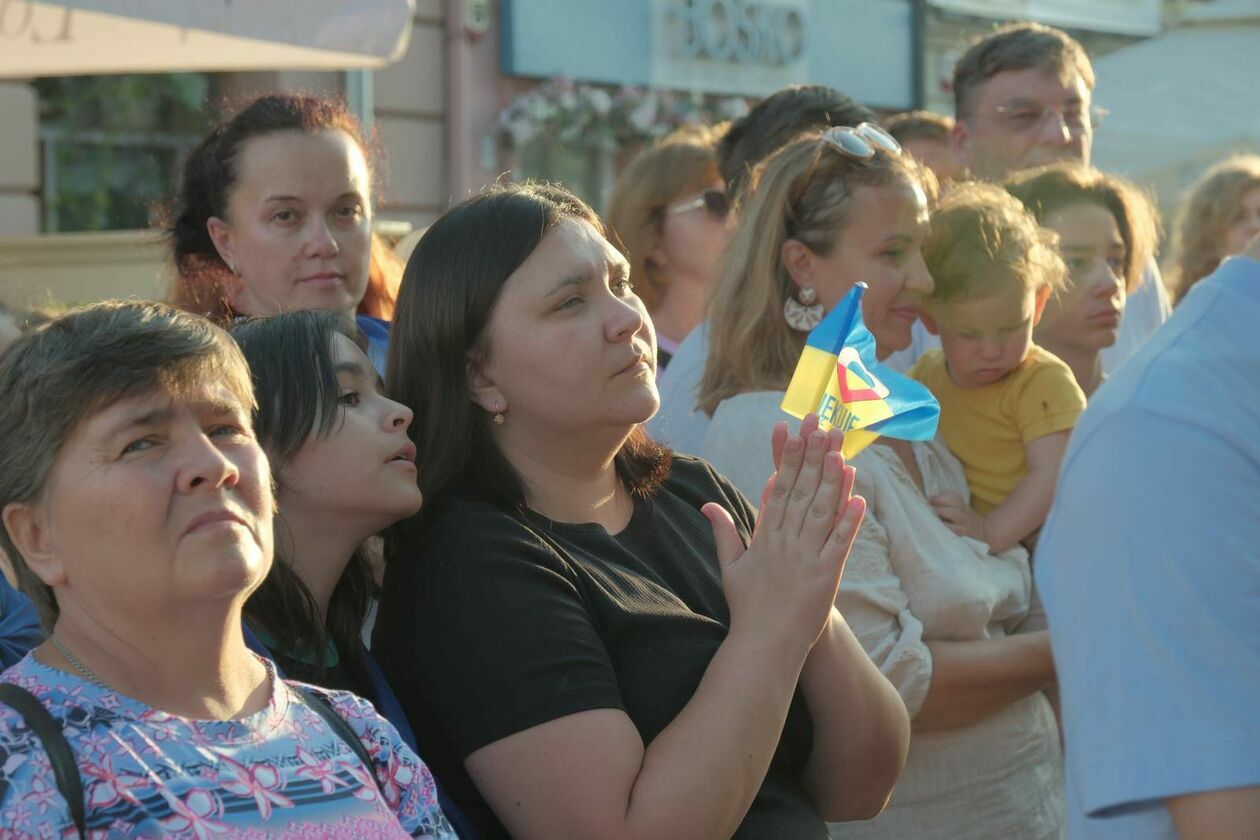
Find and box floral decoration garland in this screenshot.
[498,77,750,148]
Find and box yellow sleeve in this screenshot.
[1016,357,1086,443]
[906,349,941,386]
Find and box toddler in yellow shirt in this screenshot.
[910,184,1085,552]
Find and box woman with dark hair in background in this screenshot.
[168,93,397,370]
[374,180,909,840]
[1005,161,1160,396]
[605,125,731,369]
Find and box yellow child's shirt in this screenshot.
[908,345,1086,513]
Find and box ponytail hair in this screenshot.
[698,130,932,415]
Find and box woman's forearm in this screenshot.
[621,627,813,839]
[798,610,910,821]
[914,632,1054,732]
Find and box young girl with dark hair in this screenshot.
[232,311,412,686]
[231,311,473,837]
[169,94,398,370]
[376,181,909,840]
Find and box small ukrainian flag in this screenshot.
[781,284,940,458]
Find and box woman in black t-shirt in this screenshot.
[376,182,911,839]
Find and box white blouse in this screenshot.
[703,391,1064,840]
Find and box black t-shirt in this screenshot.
[373,455,823,839]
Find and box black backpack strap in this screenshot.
[294,686,382,794]
[0,682,86,838]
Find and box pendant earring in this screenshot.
[493,412,505,425]
[784,285,824,332]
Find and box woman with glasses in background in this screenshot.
[606,125,732,369]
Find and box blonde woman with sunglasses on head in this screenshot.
[606,125,732,369]
[699,125,1066,839]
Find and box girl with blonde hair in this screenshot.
[699,126,1067,839]
[605,125,730,368]
[1168,154,1260,303]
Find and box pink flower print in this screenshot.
[160,787,230,839]
[219,755,293,820]
[379,754,416,810]
[82,754,147,809]
[294,746,349,794]
[25,773,61,816]
[79,729,118,757]
[335,753,380,804]
[288,720,316,746]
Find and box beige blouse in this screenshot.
[703,392,1064,840]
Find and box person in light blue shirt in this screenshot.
[1035,245,1260,838]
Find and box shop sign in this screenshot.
[499,0,914,109]
[668,0,807,66]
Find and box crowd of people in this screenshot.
[0,20,1256,840]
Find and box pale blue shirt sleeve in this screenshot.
[1036,258,1260,837]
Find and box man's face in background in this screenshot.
[953,64,1094,181]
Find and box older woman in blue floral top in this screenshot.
[0,301,453,838]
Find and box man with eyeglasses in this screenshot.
[948,22,1170,376]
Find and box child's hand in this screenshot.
[929,492,991,544]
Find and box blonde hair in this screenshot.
[697,130,932,415]
[605,124,724,312]
[1004,161,1159,295]
[1168,154,1260,303]
[923,182,1066,309]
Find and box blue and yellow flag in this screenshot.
[781,284,939,458]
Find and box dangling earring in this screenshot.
[784,285,824,332]
[493,411,505,425]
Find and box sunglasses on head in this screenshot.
[819,122,902,160]
[667,187,731,220]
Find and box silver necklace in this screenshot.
[49,635,109,689]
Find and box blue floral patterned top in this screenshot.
[0,653,455,838]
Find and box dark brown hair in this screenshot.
[885,110,954,144]
[167,93,392,323]
[231,310,375,671]
[718,85,876,202]
[953,22,1095,118]
[1005,161,1160,294]
[385,181,670,543]
[0,301,254,629]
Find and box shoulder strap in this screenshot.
[0,682,86,839]
[293,686,380,792]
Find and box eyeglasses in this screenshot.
[667,188,730,220]
[987,102,1109,134]
[819,123,902,160]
